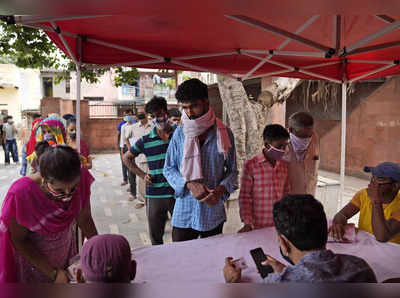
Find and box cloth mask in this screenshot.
[153,115,169,130]
[44,183,75,202]
[69,132,77,139]
[290,133,311,152]
[137,114,146,120]
[265,145,286,161]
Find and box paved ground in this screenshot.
[0,153,368,250]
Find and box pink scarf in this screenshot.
[181,108,231,182]
[0,168,93,283]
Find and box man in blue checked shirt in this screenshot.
[163,79,238,242]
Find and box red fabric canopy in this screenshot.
[14,7,400,82]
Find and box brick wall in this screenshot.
[284,77,400,178]
[87,118,121,153]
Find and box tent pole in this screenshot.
[339,82,347,211]
[76,64,81,154]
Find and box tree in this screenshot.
[0,20,138,85]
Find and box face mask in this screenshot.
[290,133,312,152]
[137,114,146,120]
[153,115,169,130]
[265,145,286,161]
[69,132,77,139]
[170,122,178,129]
[126,116,134,123]
[280,247,295,266]
[7,119,12,124]
[43,133,56,142]
[44,182,76,202]
[123,116,129,122]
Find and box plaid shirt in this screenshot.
[163,125,238,232]
[239,152,290,229]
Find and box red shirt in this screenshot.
[239,152,290,229]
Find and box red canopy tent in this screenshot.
[4,7,400,206]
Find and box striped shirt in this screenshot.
[130,127,175,199]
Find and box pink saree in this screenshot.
[0,168,94,283]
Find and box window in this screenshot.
[42,77,53,97]
[65,78,70,93]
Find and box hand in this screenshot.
[328,222,346,241]
[54,269,71,283]
[144,174,153,186]
[367,183,384,205]
[261,255,286,274]
[186,181,209,200]
[223,257,241,283]
[200,186,225,206]
[238,224,252,233]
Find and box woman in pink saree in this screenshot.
[0,145,98,283]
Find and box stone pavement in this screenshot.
[0,153,369,249]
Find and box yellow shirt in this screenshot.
[350,189,400,244]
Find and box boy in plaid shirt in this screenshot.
[238,124,290,232]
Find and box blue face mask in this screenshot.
[125,116,134,123]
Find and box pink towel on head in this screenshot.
[181,108,231,182]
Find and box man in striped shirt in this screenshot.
[123,96,175,245]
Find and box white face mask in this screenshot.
[290,133,312,152]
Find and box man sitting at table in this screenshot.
[224,194,377,283]
[330,162,400,244]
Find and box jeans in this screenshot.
[20,142,28,175]
[123,145,136,196]
[5,139,18,163]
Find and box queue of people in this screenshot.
[0,78,399,284]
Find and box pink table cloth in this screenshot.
[133,227,400,283]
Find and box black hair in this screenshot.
[66,118,76,128]
[32,113,42,120]
[273,195,328,251]
[34,141,50,159]
[263,124,289,143]
[62,114,75,121]
[123,109,134,115]
[168,108,182,118]
[145,96,168,114]
[39,145,81,183]
[289,112,314,130]
[175,78,208,103]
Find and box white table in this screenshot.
[133,227,400,283]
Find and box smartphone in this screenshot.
[250,247,273,279]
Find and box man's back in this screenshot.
[265,250,377,283]
[3,123,17,140]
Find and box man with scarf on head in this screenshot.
[286,111,320,196]
[238,124,290,233]
[123,96,175,245]
[224,195,377,283]
[163,78,238,242]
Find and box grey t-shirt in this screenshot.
[265,250,377,283]
[3,123,17,140]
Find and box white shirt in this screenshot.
[131,121,153,163]
[120,122,135,148]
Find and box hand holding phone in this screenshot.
[250,247,273,279]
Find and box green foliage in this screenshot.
[0,21,139,85]
[114,67,139,87]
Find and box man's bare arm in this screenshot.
[123,151,146,178]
